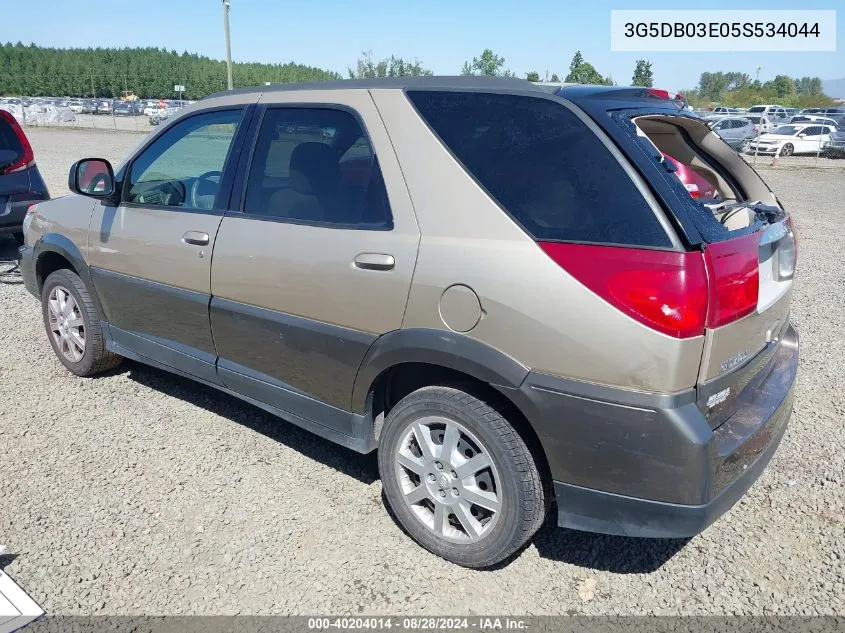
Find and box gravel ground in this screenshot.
[0,128,843,616]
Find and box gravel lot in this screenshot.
[0,128,843,616]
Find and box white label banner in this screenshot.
[611,10,836,51]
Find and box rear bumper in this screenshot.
[504,323,798,538]
[0,202,27,233]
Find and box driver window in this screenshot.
[126,109,243,210]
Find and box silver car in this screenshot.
[709,116,756,150]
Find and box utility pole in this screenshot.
[223,0,233,90]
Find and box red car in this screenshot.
[664,155,718,200]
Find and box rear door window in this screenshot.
[242,107,392,229]
[406,90,671,247]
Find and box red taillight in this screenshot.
[646,88,684,101]
[0,110,34,175]
[703,232,760,328]
[538,242,709,338]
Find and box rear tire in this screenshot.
[41,269,122,376]
[378,386,546,568]
[780,143,794,157]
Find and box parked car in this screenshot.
[147,107,180,126]
[0,109,50,244]
[709,116,757,150]
[663,155,718,198]
[112,101,139,116]
[712,107,742,115]
[743,114,776,134]
[821,128,845,157]
[747,104,783,116]
[19,78,799,568]
[789,115,839,127]
[746,123,835,156]
[96,100,112,115]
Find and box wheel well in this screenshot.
[36,251,75,291]
[370,362,553,498]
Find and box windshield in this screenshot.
[772,126,800,136]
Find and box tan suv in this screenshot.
[20,78,798,568]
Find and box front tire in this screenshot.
[780,143,794,157]
[41,269,122,376]
[378,386,546,568]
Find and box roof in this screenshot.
[204,75,544,101]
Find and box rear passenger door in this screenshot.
[210,90,419,418]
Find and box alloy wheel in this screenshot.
[47,285,86,362]
[394,416,501,544]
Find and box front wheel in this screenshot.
[378,386,546,568]
[780,143,794,157]
[41,269,122,376]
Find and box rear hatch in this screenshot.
[560,87,797,428]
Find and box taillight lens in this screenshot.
[0,110,34,175]
[703,232,760,328]
[538,242,708,338]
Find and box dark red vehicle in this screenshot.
[0,109,50,244]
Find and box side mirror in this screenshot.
[69,158,116,199]
[797,133,806,138]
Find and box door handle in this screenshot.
[182,231,209,246]
[353,253,395,271]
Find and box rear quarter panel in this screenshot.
[371,89,703,394]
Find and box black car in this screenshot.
[0,110,50,244]
[112,101,137,116]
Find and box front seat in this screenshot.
[268,142,341,221]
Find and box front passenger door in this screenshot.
[88,108,248,382]
[210,94,420,423]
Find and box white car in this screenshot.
[789,115,839,127]
[747,104,788,122]
[745,123,835,156]
[742,114,777,134]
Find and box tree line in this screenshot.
[684,71,833,108]
[0,42,341,99]
[1,43,833,109]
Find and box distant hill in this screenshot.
[823,77,845,99]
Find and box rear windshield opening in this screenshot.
[633,115,780,232]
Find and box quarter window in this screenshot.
[126,109,243,210]
[243,107,392,229]
[407,90,670,247]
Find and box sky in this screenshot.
[9,0,844,90]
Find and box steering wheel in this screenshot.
[189,170,223,209]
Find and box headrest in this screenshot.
[289,142,340,195]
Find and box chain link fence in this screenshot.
[0,99,180,133]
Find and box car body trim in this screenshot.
[89,266,217,356]
[211,297,377,411]
[350,328,530,414]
